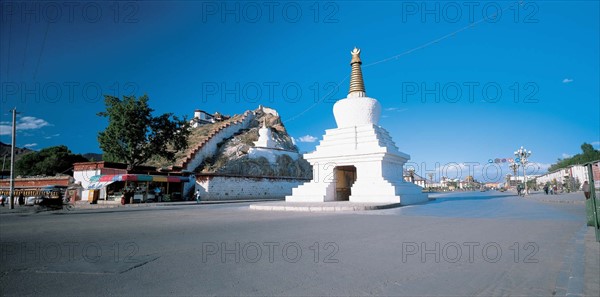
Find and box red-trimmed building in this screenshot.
[0,175,73,188]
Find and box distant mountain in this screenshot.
[0,141,35,164]
[82,153,103,162]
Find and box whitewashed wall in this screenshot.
[195,175,308,200]
[74,169,100,202]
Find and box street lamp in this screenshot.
[509,162,519,189]
[514,146,532,195]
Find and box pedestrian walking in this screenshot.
[195,190,201,204]
[517,184,523,196]
[543,184,549,195]
[582,181,591,200]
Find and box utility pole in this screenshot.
[9,108,17,209]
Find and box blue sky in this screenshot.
[1,1,598,182]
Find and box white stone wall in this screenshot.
[195,175,307,200]
[73,169,99,189]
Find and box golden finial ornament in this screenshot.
[348,47,366,97]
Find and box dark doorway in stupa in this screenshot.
[335,166,357,201]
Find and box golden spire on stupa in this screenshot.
[348,47,366,97]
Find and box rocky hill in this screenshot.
[148,106,312,179]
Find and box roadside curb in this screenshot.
[249,202,402,212]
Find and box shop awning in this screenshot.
[89,174,190,183]
[87,181,115,190]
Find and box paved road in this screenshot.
[0,191,598,296]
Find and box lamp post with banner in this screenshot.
[514,146,532,195]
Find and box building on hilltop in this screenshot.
[189,109,231,128]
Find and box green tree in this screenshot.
[581,143,595,155]
[97,95,190,170]
[548,142,600,172]
[15,145,88,176]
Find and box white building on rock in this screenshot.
[286,48,428,204]
[247,119,299,164]
[189,109,230,128]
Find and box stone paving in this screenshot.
[0,190,598,296]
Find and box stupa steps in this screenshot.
[348,194,427,204]
[351,183,424,196]
[288,182,333,195]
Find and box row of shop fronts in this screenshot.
[74,162,191,203]
[85,174,189,203]
[0,161,193,205]
[1,162,193,205]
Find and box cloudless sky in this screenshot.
[1,1,598,182]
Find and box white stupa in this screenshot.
[247,118,299,163]
[254,119,277,148]
[286,48,428,204]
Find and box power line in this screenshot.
[283,74,350,124]
[6,12,12,81]
[33,21,50,81]
[20,21,32,80]
[282,0,522,124]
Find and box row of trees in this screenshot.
[548,143,600,172]
[15,146,88,176]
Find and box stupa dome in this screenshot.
[333,48,381,128]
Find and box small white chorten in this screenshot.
[248,118,298,163]
[253,119,276,148]
[286,48,428,204]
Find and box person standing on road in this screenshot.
[195,190,201,204]
[582,181,591,200]
[154,187,162,202]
